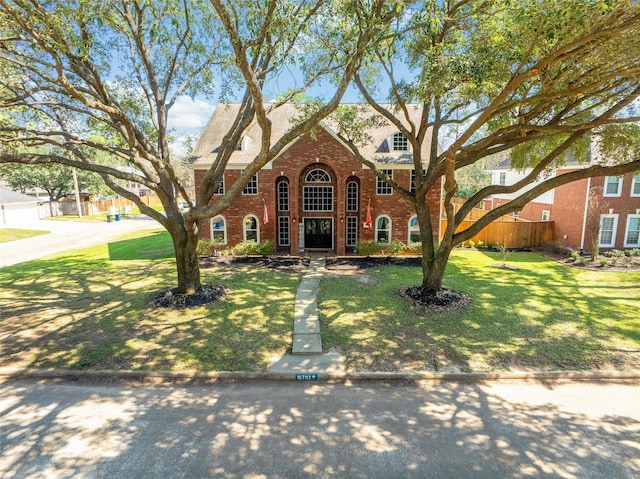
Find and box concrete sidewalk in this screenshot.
[269,256,346,374]
[0,216,161,267]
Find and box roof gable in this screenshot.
[191,103,438,168]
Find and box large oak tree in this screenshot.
[0,0,400,293]
[336,0,640,293]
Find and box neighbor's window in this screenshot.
[542,210,550,221]
[244,215,259,242]
[599,214,618,247]
[375,215,391,243]
[376,169,393,195]
[603,176,622,197]
[624,214,640,247]
[631,174,640,197]
[499,172,506,186]
[210,216,227,244]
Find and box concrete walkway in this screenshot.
[268,256,345,374]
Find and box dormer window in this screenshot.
[392,132,409,152]
[235,136,247,152]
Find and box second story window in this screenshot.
[604,176,622,197]
[392,132,409,151]
[377,169,393,195]
[242,171,258,195]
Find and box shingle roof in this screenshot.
[0,188,39,204]
[190,103,437,167]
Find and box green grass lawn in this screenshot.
[1,230,638,372]
[0,228,50,243]
[319,250,640,372]
[0,229,299,372]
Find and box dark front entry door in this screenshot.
[304,218,332,249]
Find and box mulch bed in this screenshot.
[148,284,230,309]
[398,286,474,314]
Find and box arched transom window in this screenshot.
[303,168,333,211]
[306,169,331,183]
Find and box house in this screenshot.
[487,158,640,251]
[0,188,41,225]
[191,104,442,255]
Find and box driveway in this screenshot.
[0,216,162,267]
[1,378,638,479]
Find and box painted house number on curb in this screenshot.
[296,374,319,380]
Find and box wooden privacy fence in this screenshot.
[441,219,554,248]
[39,195,163,218]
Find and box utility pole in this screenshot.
[72,167,83,218]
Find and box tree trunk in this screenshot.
[421,246,453,294]
[169,218,202,295]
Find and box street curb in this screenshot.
[1,367,639,383]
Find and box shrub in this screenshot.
[579,257,586,266]
[233,240,274,256]
[408,242,422,254]
[630,248,640,257]
[468,240,475,248]
[476,240,484,248]
[570,251,580,261]
[355,239,406,256]
[196,238,225,256]
[600,258,608,267]
[487,241,493,249]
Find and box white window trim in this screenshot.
[243,214,260,242]
[346,181,359,212]
[624,214,640,247]
[631,174,640,197]
[599,214,619,248]
[603,176,623,197]
[542,210,550,221]
[408,215,420,243]
[242,172,258,195]
[498,172,506,186]
[210,215,227,245]
[278,216,290,247]
[376,170,393,196]
[391,132,409,152]
[375,215,392,243]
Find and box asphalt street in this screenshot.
[1,378,638,478]
[0,215,161,267]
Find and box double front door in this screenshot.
[304,218,333,249]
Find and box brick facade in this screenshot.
[194,128,442,255]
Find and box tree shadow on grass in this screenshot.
[319,251,640,372]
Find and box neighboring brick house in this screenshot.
[191,103,442,255]
[488,158,640,251]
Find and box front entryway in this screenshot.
[304,218,333,249]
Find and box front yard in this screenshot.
[1,229,638,372]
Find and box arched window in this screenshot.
[303,168,333,212]
[408,216,420,243]
[376,215,391,243]
[277,180,289,211]
[210,215,227,244]
[306,169,331,183]
[244,215,259,242]
[392,132,409,151]
[346,181,358,212]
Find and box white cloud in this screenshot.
[167,96,215,130]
